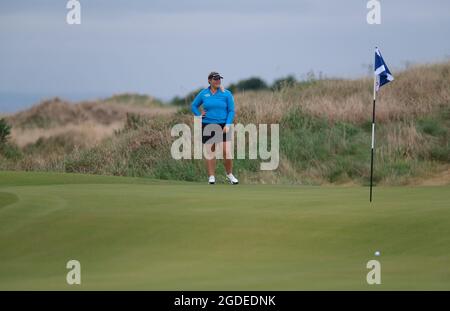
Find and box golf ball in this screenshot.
[375,251,380,256]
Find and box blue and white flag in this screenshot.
[374,47,394,91]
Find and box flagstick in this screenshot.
[369,74,377,202]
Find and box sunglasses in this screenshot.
[211,76,222,81]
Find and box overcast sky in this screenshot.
[1,0,449,112]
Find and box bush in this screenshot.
[0,118,21,160]
[228,77,269,93]
[0,118,11,145]
[272,75,297,91]
[170,87,204,106]
[0,143,22,160]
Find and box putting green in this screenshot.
[0,171,449,290]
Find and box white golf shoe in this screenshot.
[226,173,239,185]
[208,176,216,184]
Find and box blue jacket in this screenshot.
[191,86,235,125]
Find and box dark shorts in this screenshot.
[202,123,232,144]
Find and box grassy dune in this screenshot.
[0,171,449,290]
[4,94,174,148]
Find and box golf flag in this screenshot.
[374,47,394,91]
[370,47,394,202]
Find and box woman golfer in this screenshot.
[191,71,239,185]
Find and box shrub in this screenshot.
[0,143,22,160]
[0,118,11,145]
[272,75,297,91]
[228,77,269,93]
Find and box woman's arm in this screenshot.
[224,91,235,131]
[191,91,203,116]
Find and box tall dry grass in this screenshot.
[235,61,450,125]
[11,121,123,148]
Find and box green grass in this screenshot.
[0,171,449,290]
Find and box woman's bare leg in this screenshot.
[222,141,233,175]
[205,143,216,176]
